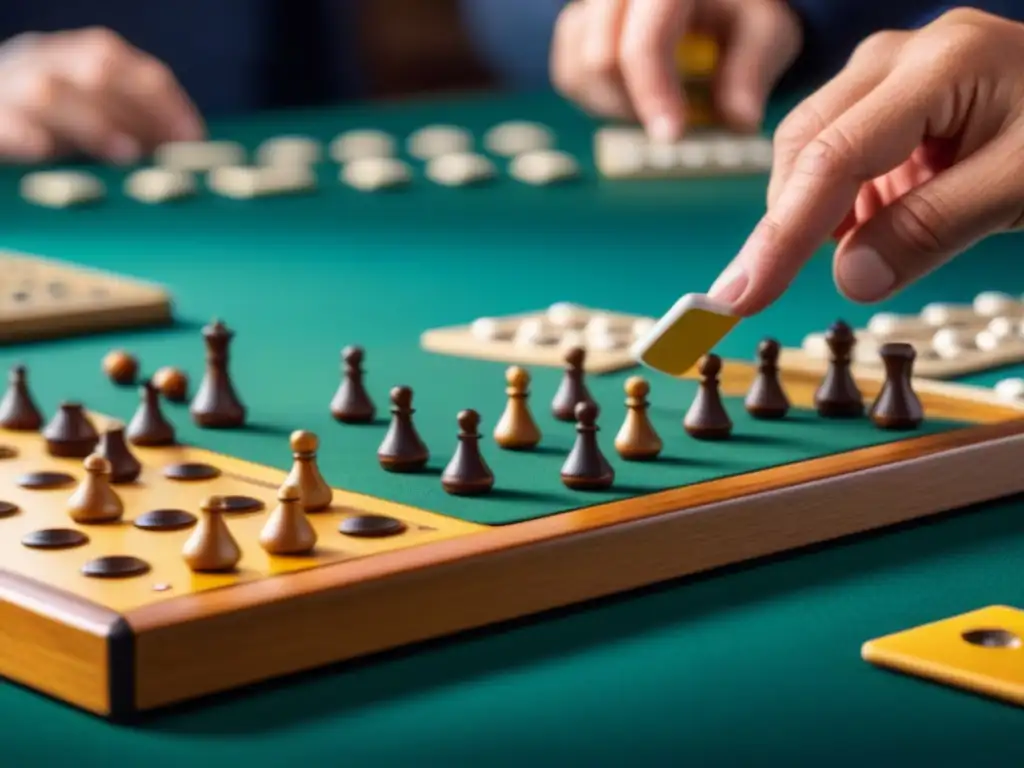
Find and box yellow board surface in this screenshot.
[633,293,739,377]
[0,413,481,613]
[862,605,1024,706]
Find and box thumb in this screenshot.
[714,2,802,130]
[833,134,1024,303]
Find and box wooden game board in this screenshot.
[0,251,173,342]
[1,361,1022,720]
[420,305,653,373]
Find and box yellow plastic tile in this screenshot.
[631,293,739,377]
[862,605,1024,707]
[675,34,717,77]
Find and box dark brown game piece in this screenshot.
[745,338,790,419]
[0,365,43,431]
[0,501,19,518]
[190,319,246,428]
[127,380,176,446]
[21,528,88,549]
[560,401,614,490]
[81,555,150,579]
[134,508,197,531]
[163,462,221,481]
[338,514,407,538]
[17,470,75,489]
[377,385,429,472]
[551,346,595,422]
[684,354,733,439]
[102,350,138,385]
[441,409,495,496]
[220,495,265,513]
[330,345,376,423]
[42,402,99,457]
[96,423,142,483]
[870,343,924,430]
[153,366,189,402]
[814,320,864,418]
[0,446,16,459]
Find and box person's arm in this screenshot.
[457,0,562,89]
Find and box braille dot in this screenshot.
[962,628,1021,649]
[17,471,75,489]
[152,583,172,592]
[221,495,264,513]
[22,528,89,549]
[0,501,19,518]
[163,462,220,481]
[134,508,197,531]
[81,555,150,579]
[339,514,406,538]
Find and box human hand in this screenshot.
[550,0,803,141]
[708,9,1024,316]
[0,28,205,163]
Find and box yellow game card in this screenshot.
[631,293,739,377]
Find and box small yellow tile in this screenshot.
[862,605,1024,707]
[631,293,739,377]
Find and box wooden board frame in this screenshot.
[2,361,1023,720]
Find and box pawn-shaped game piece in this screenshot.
[552,346,595,422]
[330,345,375,423]
[42,402,99,457]
[870,343,924,430]
[684,354,733,439]
[153,366,189,402]
[561,401,614,490]
[102,349,138,385]
[183,496,241,572]
[442,409,495,495]
[96,423,142,483]
[614,376,662,460]
[378,385,429,472]
[284,430,333,511]
[259,482,318,555]
[127,380,176,446]
[814,320,864,418]
[190,318,246,428]
[745,338,789,419]
[67,454,124,524]
[0,364,43,431]
[494,366,541,450]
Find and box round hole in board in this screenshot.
[961,628,1021,649]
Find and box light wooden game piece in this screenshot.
[102,349,138,385]
[154,140,245,171]
[95,424,141,484]
[42,402,99,458]
[20,170,105,208]
[124,168,196,203]
[508,149,580,186]
[152,366,189,402]
[633,293,739,378]
[127,380,176,446]
[552,347,595,422]
[330,129,396,162]
[67,454,124,524]
[614,376,662,460]
[441,410,495,496]
[183,495,241,572]
[0,364,43,431]
[259,483,318,555]
[483,121,554,156]
[561,401,614,490]
[494,366,541,450]
[684,354,733,439]
[407,125,472,160]
[256,136,321,166]
[341,157,411,191]
[284,430,333,512]
[425,152,496,187]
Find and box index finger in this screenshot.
[618,0,693,141]
[709,73,933,316]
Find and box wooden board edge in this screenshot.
[0,570,134,717]
[127,427,1023,710]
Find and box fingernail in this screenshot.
[708,263,749,305]
[648,114,680,143]
[836,246,897,301]
[106,133,140,163]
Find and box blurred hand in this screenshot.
[708,9,1024,316]
[0,27,205,163]
[550,0,803,140]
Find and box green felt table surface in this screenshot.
[1,90,1023,766]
